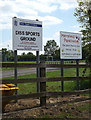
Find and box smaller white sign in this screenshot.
[12,17,42,51]
[60,31,82,59]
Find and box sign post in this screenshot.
[76,59,79,92]
[12,17,42,93]
[36,51,40,93]
[14,50,18,101]
[61,59,64,96]
[60,31,82,92]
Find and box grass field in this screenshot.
[2,67,90,95]
[1,60,86,71]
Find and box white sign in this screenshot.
[60,31,82,59]
[12,17,42,51]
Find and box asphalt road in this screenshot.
[1,62,85,78]
[2,68,60,78]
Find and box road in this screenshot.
[1,68,60,78]
[1,62,86,78]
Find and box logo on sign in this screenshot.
[14,20,17,26]
[76,36,80,43]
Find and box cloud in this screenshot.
[0,0,77,30]
[40,16,63,26]
[0,0,62,29]
[57,0,77,10]
[0,15,63,30]
[72,30,82,34]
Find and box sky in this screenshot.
[0,0,82,55]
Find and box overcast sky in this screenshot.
[0,0,81,55]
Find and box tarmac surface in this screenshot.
[1,62,86,78]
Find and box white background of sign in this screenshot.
[60,31,82,59]
[12,17,42,51]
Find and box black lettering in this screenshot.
[16,31,24,35]
[25,31,40,36]
[20,37,36,41]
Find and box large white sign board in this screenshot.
[12,17,42,51]
[60,31,82,59]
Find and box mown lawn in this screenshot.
[1,60,86,71]
[2,67,90,95]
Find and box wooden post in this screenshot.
[40,61,46,106]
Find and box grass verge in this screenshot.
[2,68,90,95]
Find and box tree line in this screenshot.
[1,39,89,62]
[1,40,60,62]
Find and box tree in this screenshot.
[74,0,91,63]
[74,0,91,89]
[18,52,36,61]
[44,40,59,57]
[53,48,60,61]
[1,48,14,62]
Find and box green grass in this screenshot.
[38,102,91,119]
[2,67,90,95]
[1,60,86,71]
[77,102,91,112]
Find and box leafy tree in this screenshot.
[1,48,14,62]
[2,48,8,62]
[22,52,26,55]
[74,0,91,63]
[18,52,36,61]
[53,48,60,61]
[74,0,91,89]
[40,54,46,61]
[44,40,59,57]
[7,50,14,61]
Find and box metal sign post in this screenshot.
[14,50,18,101]
[76,59,79,91]
[36,51,40,93]
[13,17,42,93]
[61,59,64,96]
[60,31,82,96]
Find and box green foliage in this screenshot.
[1,48,36,62]
[74,0,91,64]
[17,52,36,61]
[1,48,14,62]
[79,80,89,90]
[74,0,90,32]
[77,102,90,111]
[44,40,59,56]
